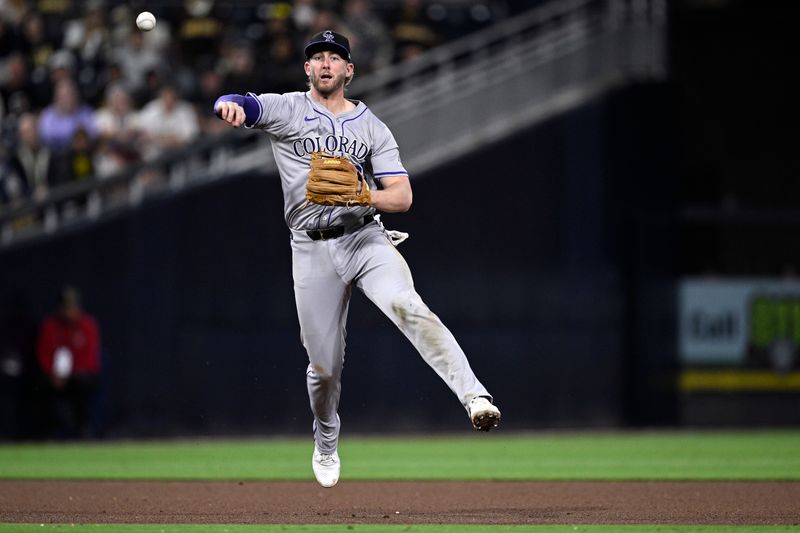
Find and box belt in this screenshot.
[306,215,374,241]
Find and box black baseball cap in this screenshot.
[304,30,351,62]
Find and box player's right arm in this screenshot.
[213,94,260,128]
[213,93,296,136]
[215,101,245,127]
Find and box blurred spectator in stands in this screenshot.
[63,3,111,105]
[39,77,95,189]
[1,52,29,93]
[263,33,306,94]
[94,83,138,141]
[248,8,302,93]
[136,83,199,160]
[2,112,50,205]
[0,92,30,148]
[64,3,108,64]
[33,0,73,41]
[258,7,295,50]
[177,0,224,71]
[109,29,161,99]
[390,0,441,62]
[48,49,78,91]
[36,286,101,439]
[93,57,125,101]
[38,77,97,153]
[94,83,140,177]
[0,52,30,103]
[0,0,28,26]
[305,9,341,43]
[49,127,95,187]
[137,66,168,107]
[341,0,393,74]
[291,0,317,33]
[106,4,134,46]
[0,145,19,207]
[0,52,30,137]
[219,41,265,96]
[39,79,97,166]
[19,12,56,109]
[195,66,228,134]
[69,128,95,181]
[0,17,14,58]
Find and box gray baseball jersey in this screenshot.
[247,91,407,231]
[242,89,492,455]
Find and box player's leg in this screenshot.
[291,234,350,454]
[347,225,495,416]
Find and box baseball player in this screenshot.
[214,30,500,488]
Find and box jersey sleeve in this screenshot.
[370,121,408,181]
[247,92,298,138]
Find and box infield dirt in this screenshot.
[2,480,799,525]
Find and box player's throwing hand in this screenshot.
[215,101,246,128]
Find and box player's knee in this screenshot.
[307,363,330,380]
[307,362,340,380]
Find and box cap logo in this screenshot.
[323,30,335,42]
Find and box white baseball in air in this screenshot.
[136,11,156,32]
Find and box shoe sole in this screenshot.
[312,466,340,488]
[471,409,501,431]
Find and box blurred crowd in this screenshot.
[0,0,510,212]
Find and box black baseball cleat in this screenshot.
[468,396,501,431]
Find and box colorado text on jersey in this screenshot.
[292,135,369,159]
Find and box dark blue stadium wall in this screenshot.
[0,84,675,438]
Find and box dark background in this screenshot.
[1,2,798,438]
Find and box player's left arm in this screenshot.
[370,174,412,213]
[369,121,411,212]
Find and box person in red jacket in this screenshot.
[36,286,101,438]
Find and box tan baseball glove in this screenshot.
[306,151,372,206]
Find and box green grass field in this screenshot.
[1,431,799,532]
[1,431,799,481]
